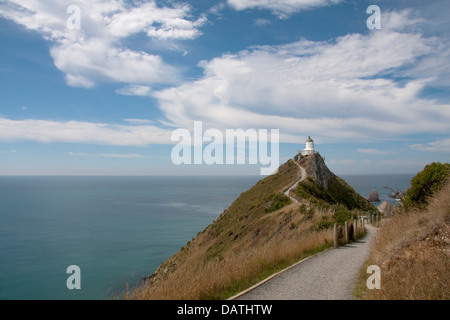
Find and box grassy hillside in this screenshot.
[123,154,376,300]
[355,163,449,300]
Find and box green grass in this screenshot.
[265,193,291,213]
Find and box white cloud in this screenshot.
[104,2,206,40]
[50,38,179,88]
[381,9,425,32]
[69,152,146,159]
[357,149,393,155]
[209,2,227,16]
[122,119,155,125]
[227,0,342,17]
[0,0,205,88]
[254,18,271,26]
[116,85,153,96]
[153,26,450,143]
[100,153,146,159]
[381,159,428,167]
[327,158,355,165]
[409,138,450,152]
[68,152,92,157]
[0,117,173,146]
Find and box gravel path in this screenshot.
[284,162,306,204]
[234,225,376,300]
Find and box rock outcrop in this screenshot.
[296,152,332,189]
[378,201,395,216]
[389,190,399,198]
[368,189,380,202]
[295,153,376,212]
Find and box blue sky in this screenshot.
[0,0,449,175]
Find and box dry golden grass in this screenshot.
[357,180,450,300]
[120,156,372,300]
[123,205,334,300]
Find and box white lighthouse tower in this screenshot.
[301,136,315,156]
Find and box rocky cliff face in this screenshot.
[298,153,333,189]
[294,152,376,212]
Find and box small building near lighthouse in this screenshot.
[301,136,316,156]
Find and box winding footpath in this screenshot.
[284,161,307,204]
[232,160,377,300]
[233,163,376,300]
[233,225,376,300]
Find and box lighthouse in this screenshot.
[301,136,315,156]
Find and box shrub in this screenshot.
[265,193,291,213]
[332,204,353,225]
[315,215,332,230]
[402,162,449,210]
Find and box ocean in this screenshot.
[0,174,413,300]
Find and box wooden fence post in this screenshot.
[334,223,338,248]
[345,221,349,243]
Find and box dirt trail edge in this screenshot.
[233,225,376,300]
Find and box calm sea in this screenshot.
[0,174,413,300]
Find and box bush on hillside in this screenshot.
[332,204,353,225]
[402,162,449,210]
[265,193,291,213]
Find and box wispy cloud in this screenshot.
[100,153,146,159]
[381,159,428,167]
[116,85,152,97]
[409,138,450,152]
[68,152,91,157]
[122,119,155,125]
[327,158,355,165]
[254,18,271,26]
[357,148,393,155]
[227,0,343,17]
[69,152,146,159]
[0,117,172,146]
[209,2,226,16]
[0,149,19,154]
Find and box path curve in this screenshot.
[234,225,376,300]
[284,161,306,204]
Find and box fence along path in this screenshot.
[233,221,377,300]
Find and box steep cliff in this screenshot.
[294,153,376,212]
